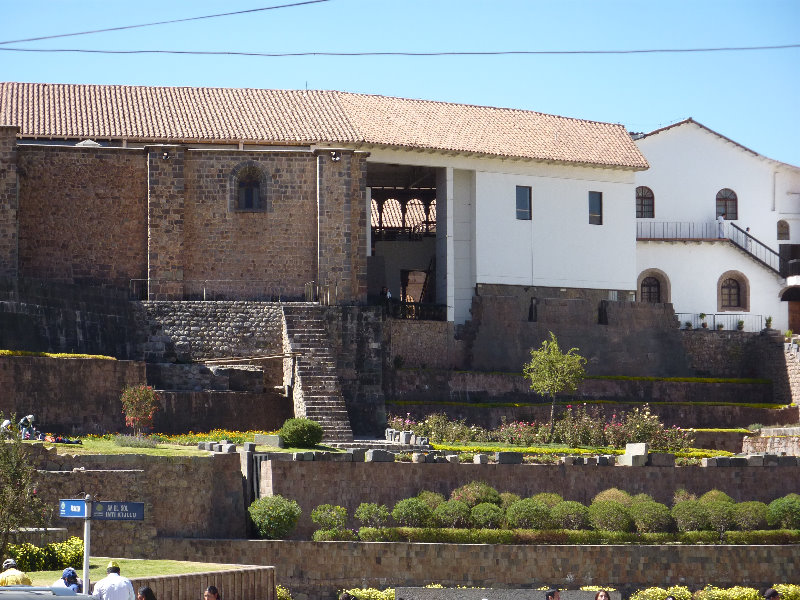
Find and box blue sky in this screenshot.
[3,0,799,165]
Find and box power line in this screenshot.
[0,0,331,46]
[0,43,798,57]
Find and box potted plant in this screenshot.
[717,323,724,330]
[785,329,793,342]
[737,320,745,331]
[765,316,773,329]
[699,313,708,328]
[684,321,693,330]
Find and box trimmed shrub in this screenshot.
[276,585,293,600]
[358,527,404,542]
[312,528,357,541]
[499,492,521,511]
[530,492,563,508]
[392,497,433,527]
[630,586,693,600]
[354,503,390,528]
[698,490,735,504]
[470,502,505,529]
[694,585,761,600]
[417,490,446,511]
[506,499,551,530]
[311,504,347,530]
[450,481,501,507]
[629,501,673,534]
[593,488,633,506]
[248,495,301,539]
[671,500,709,532]
[767,493,800,529]
[278,418,323,448]
[731,501,768,531]
[673,488,696,503]
[550,501,589,530]
[433,500,471,528]
[588,500,633,532]
[631,493,654,505]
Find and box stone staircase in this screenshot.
[282,304,353,442]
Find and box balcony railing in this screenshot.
[387,300,447,321]
[676,312,764,332]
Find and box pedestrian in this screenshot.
[91,560,135,600]
[764,590,781,600]
[545,589,560,600]
[717,212,726,238]
[0,558,32,586]
[595,591,612,600]
[204,586,221,600]
[52,567,82,592]
[137,586,157,600]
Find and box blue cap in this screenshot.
[62,568,77,580]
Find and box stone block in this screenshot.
[763,454,779,466]
[292,452,307,461]
[242,442,256,453]
[583,456,598,466]
[625,442,649,456]
[434,456,448,463]
[212,444,223,452]
[715,457,731,467]
[400,431,412,445]
[778,455,798,466]
[495,452,523,464]
[303,451,315,461]
[366,449,395,463]
[393,431,401,442]
[197,442,208,450]
[418,437,429,446]
[445,454,459,464]
[746,455,764,466]
[473,453,489,464]
[701,457,717,467]
[412,452,427,464]
[254,434,284,448]
[617,454,647,467]
[730,457,748,467]
[219,439,230,445]
[347,448,367,462]
[648,453,675,467]
[598,455,615,466]
[316,452,352,462]
[385,428,395,441]
[221,444,237,453]
[425,453,437,463]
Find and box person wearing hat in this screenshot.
[52,567,83,592]
[0,558,32,586]
[91,560,135,600]
[545,589,560,600]
[764,590,781,600]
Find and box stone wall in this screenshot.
[0,356,145,434]
[742,435,800,456]
[129,566,275,600]
[31,449,248,554]
[17,145,148,287]
[158,391,292,433]
[0,127,19,277]
[153,538,797,600]
[386,320,467,370]
[261,461,800,539]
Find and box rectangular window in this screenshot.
[589,191,603,225]
[516,186,532,220]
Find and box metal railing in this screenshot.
[728,223,784,275]
[676,312,764,332]
[304,281,338,305]
[387,300,447,321]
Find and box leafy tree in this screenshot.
[0,415,51,557]
[523,332,586,440]
[120,385,160,437]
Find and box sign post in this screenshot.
[82,494,91,592]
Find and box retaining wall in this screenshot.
[152,538,797,600]
[129,566,275,600]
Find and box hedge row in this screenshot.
[6,537,84,571]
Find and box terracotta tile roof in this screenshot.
[0,82,648,169]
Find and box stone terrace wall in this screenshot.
[0,356,145,434]
[140,302,285,362]
[158,391,292,433]
[154,538,796,600]
[261,461,800,539]
[386,320,467,370]
[17,145,147,287]
[31,449,247,555]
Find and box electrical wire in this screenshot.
[0,0,331,46]
[0,43,798,57]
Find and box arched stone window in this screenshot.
[637,269,671,304]
[716,188,738,220]
[636,186,655,219]
[229,162,270,212]
[778,220,790,241]
[717,270,749,312]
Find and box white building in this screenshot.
[633,119,800,332]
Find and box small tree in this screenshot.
[523,332,586,441]
[0,414,51,558]
[120,385,160,437]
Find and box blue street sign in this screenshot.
[91,501,145,521]
[59,499,87,518]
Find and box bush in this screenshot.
[358,527,404,542]
[450,481,501,507]
[731,501,768,531]
[276,585,293,600]
[433,500,471,528]
[120,385,160,437]
[671,500,708,532]
[340,588,395,600]
[588,500,633,532]
[278,418,323,448]
[417,490,445,511]
[698,489,735,504]
[631,493,654,505]
[630,586,692,600]
[7,537,84,571]
[470,502,505,529]
[506,499,551,530]
[530,492,563,508]
[629,501,673,534]
[113,434,158,448]
[673,488,696,503]
[499,492,521,511]
[248,495,301,539]
[593,488,633,506]
[694,585,761,600]
[392,497,433,527]
[311,504,347,530]
[550,501,589,530]
[354,503,390,528]
[312,528,358,541]
[767,493,800,529]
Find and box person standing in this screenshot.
[137,586,157,600]
[204,585,221,600]
[0,558,32,586]
[717,212,726,238]
[92,561,135,600]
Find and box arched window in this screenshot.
[716,188,738,220]
[238,168,260,210]
[640,276,661,303]
[717,270,749,312]
[229,162,269,212]
[636,186,655,219]
[778,220,790,241]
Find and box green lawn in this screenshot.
[32,438,342,457]
[29,558,237,586]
